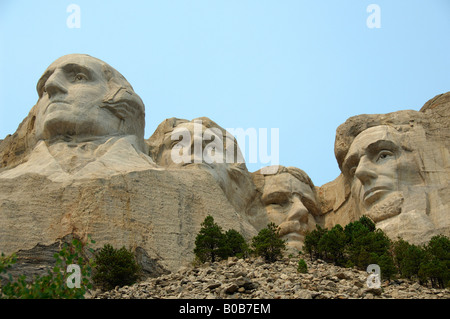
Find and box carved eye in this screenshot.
[349,166,357,176]
[74,73,86,81]
[376,150,394,162]
[268,199,290,208]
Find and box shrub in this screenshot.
[297,259,308,274]
[92,244,140,291]
[251,223,286,263]
[1,237,94,299]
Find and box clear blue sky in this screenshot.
[1,0,449,186]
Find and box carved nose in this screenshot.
[355,155,378,185]
[44,70,68,98]
[287,196,309,224]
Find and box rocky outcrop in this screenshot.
[320,92,450,246]
[93,257,450,299]
[0,54,260,280]
[0,168,257,276]
[0,53,448,284]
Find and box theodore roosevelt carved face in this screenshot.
[256,166,320,251]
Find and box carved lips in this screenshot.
[45,100,70,113]
[363,186,391,206]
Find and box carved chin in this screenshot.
[365,191,404,223]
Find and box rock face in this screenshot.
[250,166,322,254]
[0,54,259,277]
[146,116,267,232]
[320,92,450,245]
[93,256,450,299]
[0,53,448,286]
[0,165,258,274]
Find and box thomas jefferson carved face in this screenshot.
[35,54,144,143]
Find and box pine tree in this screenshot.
[303,225,327,260]
[251,223,286,263]
[223,229,249,259]
[318,224,346,265]
[194,215,227,263]
[92,244,140,291]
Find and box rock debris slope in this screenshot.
[93,257,450,300]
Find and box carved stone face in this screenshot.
[157,120,243,177]
[159,121,224,168]
[342,125,423,220]
[261,173,317,250]
[343,126,401,211]
[151,118,256,219]
[35,55,120,141]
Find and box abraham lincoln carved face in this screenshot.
[342,125,423,222]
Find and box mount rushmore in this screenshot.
[0,54,448,275]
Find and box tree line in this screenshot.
[194,215,449,289]
[303,216,449,288]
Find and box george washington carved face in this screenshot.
[35,54,145,144]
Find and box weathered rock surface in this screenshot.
[92,257,450,299]
[0,167,257,275]
[0,53,448,285]
[0,54,259,279]
[320,92,450,246]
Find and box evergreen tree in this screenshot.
[377,252,397,281]
[318,224,346,265]
[92,244,140,291]
[421,235,450,288]
[344,216,393,270]
[223,229,249,259]
[392,237,411,277]
[303,225,327,260]
[194,215,227,263]
[251,223,286,263]
[402,244,426,279]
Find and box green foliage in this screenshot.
[392,237,411,277]
[318,224,347,266]
[194,216,250,264]
[0,253,17,283]
[303,215,394,277]
[194,215,228,263]
[393,235,450,288]
[304,216,384,267]
[376,252,397,281]
[0,237,95,299]
[303,216,450,288]
[223,229,249,259]
[422,235,450,288]
[358,215,376,232]
[92,244,141,291]
[297,259,308,274]
[251,223,286,263]
[303,225,327,260]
